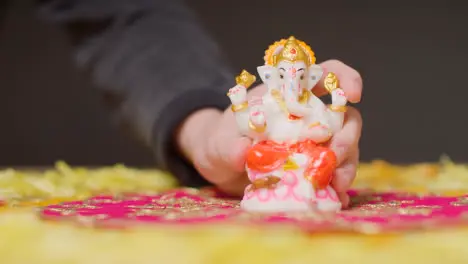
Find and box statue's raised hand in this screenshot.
[331,89,347,107]
[249,97,266,127]
[227,85,247,106]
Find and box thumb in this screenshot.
[196,134,250,193]
[217,136,252,173]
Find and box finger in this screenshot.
[212,132,250,171]
[333,148,359,209]
[337,191,350,209]
[247,83,268,98]
[217,173,250,197]
[206,134,251,196]
[229,137,252,172]
[194,129,239,185]
[333,148,360,193]
[329,106,362,165]
[313,60,363,103]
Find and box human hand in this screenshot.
[176,86,267,195]
[177,59,363,207]
[315,60,363,208]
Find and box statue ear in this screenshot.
[308,64,324,90]
[257,65,279,89]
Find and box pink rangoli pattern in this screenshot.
[38,188,468,233]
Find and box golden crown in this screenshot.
[264,36,316,66]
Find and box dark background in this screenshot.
[1,1,467,167]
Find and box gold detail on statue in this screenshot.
[248,120,266,133]
[270,89,289,113]
[264,36,316,66]
[298,89,311,105]
[283,157,300,171]
[328,105,347,113]
[308,122,321,128]
[235,70,256,88]
[231,101,249,112]
[275,37,309,65]
[324,72,339,93]
[248,176,281,192]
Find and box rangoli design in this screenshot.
[39,188,468,233]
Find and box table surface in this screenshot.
[1,161,468,264]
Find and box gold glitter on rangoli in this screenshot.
[38,188,468,234]
[450,197,468,206]
[396,208,433,216]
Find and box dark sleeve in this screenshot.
[36,0,235,187]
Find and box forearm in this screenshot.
[36,0,234,185]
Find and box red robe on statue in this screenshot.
[245,139,337,190]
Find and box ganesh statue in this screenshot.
[227,36,348,213]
